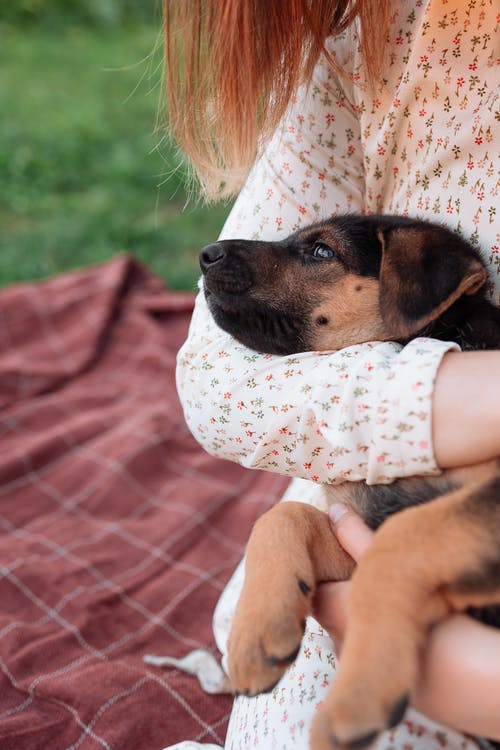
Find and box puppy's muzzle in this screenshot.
[199,241,254,295]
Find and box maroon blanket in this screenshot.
[0,257,288,749]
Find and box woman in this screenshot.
[167,1,500,747]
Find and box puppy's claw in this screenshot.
[387,694,409,729]
[298,577,312,594]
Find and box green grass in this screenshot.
[0,20,230,290]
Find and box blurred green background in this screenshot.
[0,0,231,290]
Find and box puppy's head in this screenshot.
[200,215,487,355]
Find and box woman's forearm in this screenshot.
[176,305,457,486]
[432,351,500,469]
[414,614,500,740]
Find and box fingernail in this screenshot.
[329,502,349,524]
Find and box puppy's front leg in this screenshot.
[311,473,500,750]
[227,501,354,696]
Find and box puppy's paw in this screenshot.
[311,688,409,750]
[227,573,314,696]
[309,623,417,750]
[226,500,351,697]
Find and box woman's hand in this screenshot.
[313,503,373,644]
[314,503,500,741]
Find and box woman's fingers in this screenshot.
[313,504,375,642]
[328,502,374,562]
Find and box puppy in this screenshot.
[199,215,500,750]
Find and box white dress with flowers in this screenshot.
[172,1,500,748]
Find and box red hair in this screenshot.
[164,1,390,200]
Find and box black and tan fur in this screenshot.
[199,215,500,750]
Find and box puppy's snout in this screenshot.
[199,239,255,296]
[200,242,226,272]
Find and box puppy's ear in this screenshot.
[378,223,487,339]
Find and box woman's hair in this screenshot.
[164,1,390,200]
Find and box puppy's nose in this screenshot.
[200,243,226,272]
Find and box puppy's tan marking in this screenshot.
[310,276,388,350]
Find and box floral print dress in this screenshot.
[171,1,500,748]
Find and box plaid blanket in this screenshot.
[0,257,287,750]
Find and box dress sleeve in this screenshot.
[176,41,459,487]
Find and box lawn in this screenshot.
[0,17,230,290]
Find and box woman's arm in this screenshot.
[433,350,500,469]
[414,615,500,741]
[315,504,500,741]
[178,308,500,484]
[177,292,458,484]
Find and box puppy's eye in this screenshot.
[312,242,335,259]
